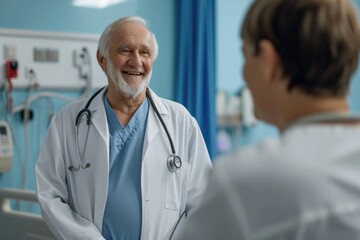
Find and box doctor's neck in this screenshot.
[106,86,147,126]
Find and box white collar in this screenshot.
[286,112,360,130]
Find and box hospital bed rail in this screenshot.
[0,188,55,240]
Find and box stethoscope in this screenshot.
[69,86,182,173]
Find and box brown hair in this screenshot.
[241,0,360,97]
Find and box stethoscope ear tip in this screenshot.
[68,163,91,171]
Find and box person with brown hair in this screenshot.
[173,0,360,239]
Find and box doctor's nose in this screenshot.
[128,52,142,67]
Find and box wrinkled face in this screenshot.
[106,56,152,98]
[105,21,154,98]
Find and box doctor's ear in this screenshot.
[97,50,106,71]
[258,40,282,83]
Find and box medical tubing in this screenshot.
[12,74,93,115]
[12,92,75,114]
[146,88,176,154]
[21,83,36,190]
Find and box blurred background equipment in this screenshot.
[0,121,12,172]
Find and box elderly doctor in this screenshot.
[35,16,212,240]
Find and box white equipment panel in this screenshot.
[0,121,12,172]
[0,28,105,89]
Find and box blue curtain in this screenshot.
[175,0,217,159]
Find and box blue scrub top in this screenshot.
[102,95,149,240]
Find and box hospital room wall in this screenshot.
[0,0,175,190]
[216,0,360,149]
[2,0,360,190]
[0,0,175,100]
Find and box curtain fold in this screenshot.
[175,0,217,159]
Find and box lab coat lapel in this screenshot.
[88,87,109,145]
[143,88,169,156]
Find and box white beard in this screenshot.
[107,60,152,98]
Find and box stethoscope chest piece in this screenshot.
[167,155,182,173]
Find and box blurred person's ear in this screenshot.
[258,40,282,83]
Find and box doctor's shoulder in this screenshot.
[159,97,199,125]
[50,97,90,126]
[213,137,285,180]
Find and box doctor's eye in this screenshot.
[120,49,131,55]
[140,50,150,57]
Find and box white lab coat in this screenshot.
[173,123,360,239]
[35,87,212,240]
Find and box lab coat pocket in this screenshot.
[165,161,189,210]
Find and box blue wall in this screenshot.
[0,0,175,100]
[217,0,279,148]
[2,0,360,194]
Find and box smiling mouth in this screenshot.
[122,71,144,76]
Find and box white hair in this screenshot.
[97,16,159,60]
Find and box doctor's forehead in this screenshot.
[109,22,153,49]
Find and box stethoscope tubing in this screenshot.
[146,88,176,155]
[75,86,106,127]
[70,86,181,172]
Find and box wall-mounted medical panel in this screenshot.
[0,28,106,89]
